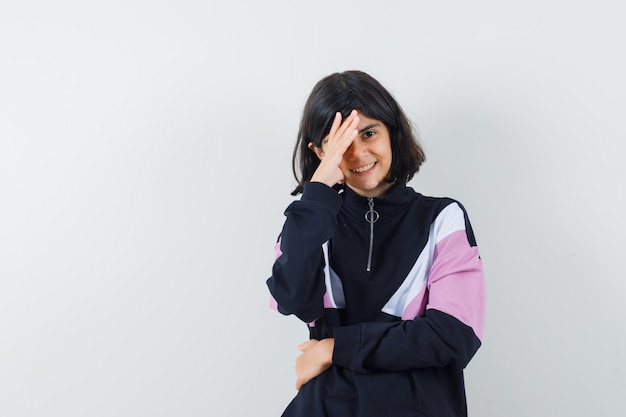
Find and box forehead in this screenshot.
[355,111,386,131]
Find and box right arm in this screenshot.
[266,182,343,323]
[267,111,359,323]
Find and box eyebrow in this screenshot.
[358,123,380,134]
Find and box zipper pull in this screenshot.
[365,198,379,272]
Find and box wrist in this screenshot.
[310,173,336,188]
[320,338,335,365]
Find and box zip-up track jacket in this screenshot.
[267,182,486,417]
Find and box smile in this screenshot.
[351,162,376,173]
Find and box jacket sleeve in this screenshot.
[332,202,486,372]
[266,182,343,323]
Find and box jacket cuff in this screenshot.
[301,182,343,213]
[332,324,365,372]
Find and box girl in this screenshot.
[267,70,486,417]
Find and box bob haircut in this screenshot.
[291,70,426,195]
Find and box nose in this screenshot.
[344,138,366,161]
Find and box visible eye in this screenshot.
[362,130,376,139]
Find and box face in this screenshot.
[323,111,393,198]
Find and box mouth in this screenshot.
[350,162,376,173]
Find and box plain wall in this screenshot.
[1,1,625,416]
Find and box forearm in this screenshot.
[332,309,482,373]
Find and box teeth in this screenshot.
[352,162,375,173]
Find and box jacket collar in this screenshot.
[340,183,417,223]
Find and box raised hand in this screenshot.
[308,110,360,188]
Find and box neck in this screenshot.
[345,181,395,199]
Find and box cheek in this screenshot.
[373,143,392,161]
[376,145,393,172]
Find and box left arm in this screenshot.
[295,202,486,382]
[333,202,486,372]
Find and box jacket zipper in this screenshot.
[365,198,379,272]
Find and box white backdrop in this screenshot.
[1,1,625,416]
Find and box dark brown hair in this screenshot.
[291,70,425,195]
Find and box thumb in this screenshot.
[297,340,313,352]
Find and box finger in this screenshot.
[321,112,344,148]
[333,110,358,140]
[295,374,309,391]
[344,114,360,140]
[326,112,343,141]
[298,340,316,351]
[333,114,359,152]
